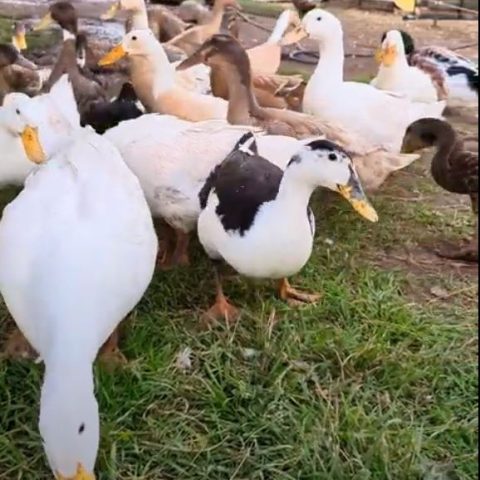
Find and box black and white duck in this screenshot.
[197,133,378,324]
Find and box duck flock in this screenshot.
[0,0,478,477]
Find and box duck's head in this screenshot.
[375,30,406,67]
[401,118,446,153]
[177,34,248,74]
[40,367,98,480]
[3,74,80,161]
[101,0,144,20]
[1,94,46,164]
[0,43,36,69]
[381,29,415,56]
[34,1,77,33]
[301,8,342,43]
[11,21,27,51]
[289,139,378,222]
[98,29,158,66]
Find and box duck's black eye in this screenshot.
[132,35,137,41]
[316,16,322,21]
[78,423,85,434]
[15,108,20,115]
[328,153,337,161]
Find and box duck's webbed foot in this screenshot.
[278,278,321,306]
[97,328,127,371]
[2,328,38,361]
[201,262,240,327]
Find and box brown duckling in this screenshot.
[177,34,420,191]
[165,0,241,56]
[402,119,478,262]
[0,43,42,103]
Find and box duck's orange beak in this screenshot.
[21,126,45,164]
[98,43,126,66]
[375,44,397,67]
[56,463,95,480]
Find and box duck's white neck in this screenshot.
[267,12,290,44]
[311,34,344,85]
[132,44,176,95]
[130,6,149,30]
[276,163,316,213]
[62,29,76,41]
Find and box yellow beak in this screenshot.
[56,463,95,480]
[101,1,121,20]
[375,45,397,67]
[33,12,54,31]
[21,126,45,164]
[337,171,378,223]
[12,32,27,51]
[98,44,126,66]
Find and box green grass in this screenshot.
[0,16,59,50]
[0,147,477,479]
[238,0,287,18]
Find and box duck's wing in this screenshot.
[408,54,449,100]
[200,150,283,234]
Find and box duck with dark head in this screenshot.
[402,118,478,262]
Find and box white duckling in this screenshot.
[0,75,157,479]
[99,29,222,120]
[197,133,378,323]
[301,9,446,153]
[371,30,441,103]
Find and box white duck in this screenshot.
[0,96,35,187]
[197,134,377,323]
[371,30,441,104]
[105,113,304,267]
[99,29,222,120]
[301,9,446,153]
[0,75,157,479]
[0,80,79,188]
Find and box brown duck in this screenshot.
[0,43,41,103]
[177,34,420,191]
[402,118,478,262]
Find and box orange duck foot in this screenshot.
[201,295,240,328]
[278,278,321,306]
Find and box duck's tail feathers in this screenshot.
[233,131,258,156]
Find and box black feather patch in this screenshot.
[80,83,143,134]
[447,65,478,93]
[199,147,283,235]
